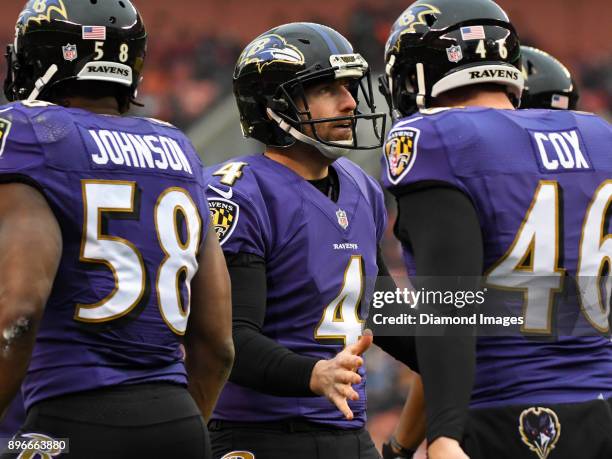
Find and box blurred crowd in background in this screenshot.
[0,1,610,130]
[0,0,610,450]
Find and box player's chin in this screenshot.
[325,127,354,142]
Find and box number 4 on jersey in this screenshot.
[314,256,366,347]
[213,162,248,186]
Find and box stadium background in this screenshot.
[1,0,610,451]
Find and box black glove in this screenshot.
[382,436,416,458]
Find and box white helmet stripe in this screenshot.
[432,64,524,99]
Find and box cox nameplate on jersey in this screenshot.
[529,128,592,173]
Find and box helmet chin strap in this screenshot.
[266,108,351,160]
[415,63,427,109]
[26,64,58,102]
[385,55,402,121]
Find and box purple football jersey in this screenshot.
[382,107,612,408]
[205,154,387,428]
[0,102,210,410]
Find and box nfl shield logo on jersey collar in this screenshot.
[336,209,349,229]
[62,44,77,62]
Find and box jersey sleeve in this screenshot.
[190,160,210,244]
[0,105,46,186]
[370,176,387,243]
[380,114,468,196]
[205,162,268,258]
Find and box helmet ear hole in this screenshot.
[424,14,437,27]
[525,60,536,76]
[270,98,289,112]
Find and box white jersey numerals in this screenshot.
[314,255,365,347]
[576,181,612,332]
[486,180,612,333]
[76,180,202,335]
[154,188,201,334]
[485,182,563,333]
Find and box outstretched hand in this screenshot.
[309,330,373,420]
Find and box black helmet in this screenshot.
[5,0,146,109]
[381,0,524,118]
[520,46,579,110]
[233,22,386,159]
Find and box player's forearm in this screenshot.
[394,372,426,449]
[226,254,320,397]
[230,324,318,396]
[0,183,62,413]
[0,291,51,416]
[185,338,234,420]
[0,314,38,415]
[187,226,234,419]
[396,187,483,443]
[416,335,475,444]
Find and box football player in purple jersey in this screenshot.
[205,22,418,459]
[379,0,612,458]
[380,45,584,459]
[0,1,233,458]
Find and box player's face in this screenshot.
[297,79,357,142]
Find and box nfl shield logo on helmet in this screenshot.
[336,209,349,229]
[446,45,463,63]
[62,44,77,62]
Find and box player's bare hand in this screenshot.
[428,437,469,459]
[309,329,373,420]
[414,439,427,459]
